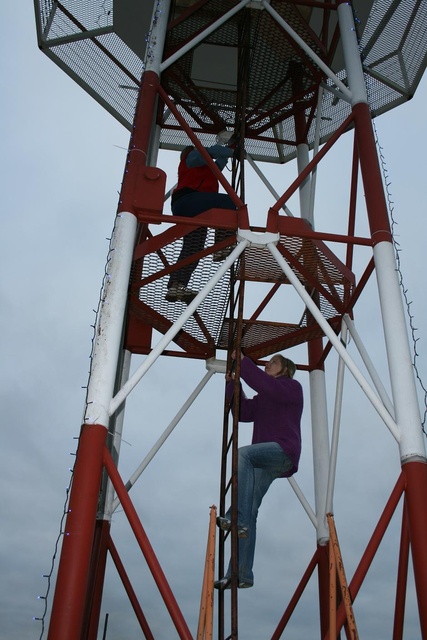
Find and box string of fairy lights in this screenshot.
[357,2,427,436]
[372,119,427,435]
[144,0,164,66]
[32,0,167,629]
[95,0,113,28]
[33,212,121,637]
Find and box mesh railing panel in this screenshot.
[130,227,234,348]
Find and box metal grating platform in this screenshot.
[127,226,236,357]
[217,317,337,360]
[126,221,354,359]
[34,0,427,163]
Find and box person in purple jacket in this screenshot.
[214,351,303,589]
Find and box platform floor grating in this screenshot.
[126,224,354,359]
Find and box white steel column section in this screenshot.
[112,368,216,512]
[308,87,324,224]
[336,1,368,107]
[297,129,329,542]
[146,0,171,74]
[310,370,330,542]
[296,143,312,225]
[84,212,138,427]
[109,240,249,416]
[267,241,401,441]
[325,321,348,515]
[343,315,394,418]
[374,242,426,460]
[337,1,426,462]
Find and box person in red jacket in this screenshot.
[215,351,303,589]
[165,138,237,303]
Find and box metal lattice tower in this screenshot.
[34,1,427,638]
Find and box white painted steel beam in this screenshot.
[146,0,172,75]
[109,240,248,417]
[373,242,426,460]
[325,321,348,516]
[343,314,395,418]
[267,240,401,442]
[288,477,318,529]
[112,368,216,512]
[309,369,330,543]
[245,153,294,217]
[160,0,251,72]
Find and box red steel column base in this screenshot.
[48,423,108,640]
[402,459,427,636]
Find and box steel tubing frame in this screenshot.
[45,1,427,638]
[265,3,427,636]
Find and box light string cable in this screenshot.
[145,0,165,67]
[95,0,113,28]
[33,467,73,638]
[34,4,163,623]
[34,213,121,637]
[356,6,427,435]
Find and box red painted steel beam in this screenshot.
[267,112,354,222]
[352,102,392,245]
[103,447,193,640]
[393,500,410,640]
[83,519,111,640]
[270,549,319,639]
[118,70,160,216]
[401,460,427,637]
[107,534,155,640]
[48,424,108,640]
[345,138,360,271]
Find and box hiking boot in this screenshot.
[212,245,235,262]
[214,577,253,589]
[216,516,248,538]
[165,283,198,303]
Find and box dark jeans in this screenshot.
[168,192,236,288]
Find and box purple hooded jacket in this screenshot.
[226,356,303,476]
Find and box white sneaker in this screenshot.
[165,283,198,303]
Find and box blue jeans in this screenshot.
[224,442,293,585]
[169,192,235,287]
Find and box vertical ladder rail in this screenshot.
[217,261,246,640]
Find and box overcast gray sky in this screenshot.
[1,3,427,640]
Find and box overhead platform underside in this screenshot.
[35,0,427,163]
